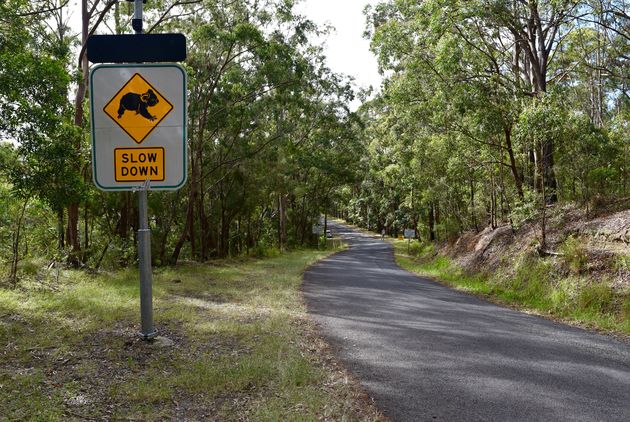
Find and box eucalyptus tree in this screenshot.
[345,0,628,244]
[145,0,361,262]
[1,0,82,272]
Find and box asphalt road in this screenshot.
[302,221,630,422]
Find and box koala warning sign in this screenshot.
[90,64,187,191]
[103,73,173,144]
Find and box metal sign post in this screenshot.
[133,0,157,340]
[89,0,187,340]
[137,181,156,338]
[132,0,143,33]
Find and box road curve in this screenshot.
[302,221,630,422]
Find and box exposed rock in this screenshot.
[150,336,175,348]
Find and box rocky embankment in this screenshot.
[444,206,630,291]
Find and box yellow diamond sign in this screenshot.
[103,73,173,144]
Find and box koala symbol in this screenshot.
[117,89,159,121]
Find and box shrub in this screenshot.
[502,257,554,308]
[613,254,630,273]
[620,294,630,322]
[18,258,46,276]
[560,235,588,274]
[413,242,437,260]
[251,244,280,258]
[577,283,613,314]
[408,241,424,256]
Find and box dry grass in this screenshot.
[0,250,384,421]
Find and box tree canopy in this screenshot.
[0,0,628,281]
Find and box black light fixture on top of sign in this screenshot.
[86,33,187,63]
[86,0,186,64]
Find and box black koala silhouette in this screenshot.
[117,89,159,121]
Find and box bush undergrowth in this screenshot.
[0,245,380,420]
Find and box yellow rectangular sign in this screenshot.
[114,147,165,182]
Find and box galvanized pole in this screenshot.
[133,0,157,340]
[138,181,156,339]
[132,0,143,34]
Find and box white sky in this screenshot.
[295,0,382,93]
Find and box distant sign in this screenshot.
[404,229,416,239]
[90,64,187,191]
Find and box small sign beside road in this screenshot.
[90,64,187,191]
[404,229,416,239]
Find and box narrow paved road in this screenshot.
[303,222,630,422]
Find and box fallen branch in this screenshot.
[536,246,565,257]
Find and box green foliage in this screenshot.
[502,258,554,308]
[343,0,630,246]
[509,189,540,229]
[613,254,630,273]
[0,0,365,273]
[251,244,282,258]
[622,296,630,326]
[577,283,614,314]
[408,240,424,256]
[560,236,589,274]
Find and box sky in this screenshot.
[294,0,383,92]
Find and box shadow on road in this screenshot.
[303,221,630,422]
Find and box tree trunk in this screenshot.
[118,192,131,239]
[67,204,81,265]
[170,190,193,265]
[9,197,29,286]
[196,144,207,261]
[57,208,65,249]
[542,137,557,203]
[67,0,90,267]
[504,126,524,200]
[470,177,478,232]
[189,154,198,260]
[279,194,287,251]
[428,203,436,242]
[83,201,89,251]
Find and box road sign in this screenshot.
[90,64,187,191]
[103,73,173,144]
[404,229,416,239]
[87,34,187,63]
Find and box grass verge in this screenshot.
[391,239,630,336]
[0,247,382,421]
